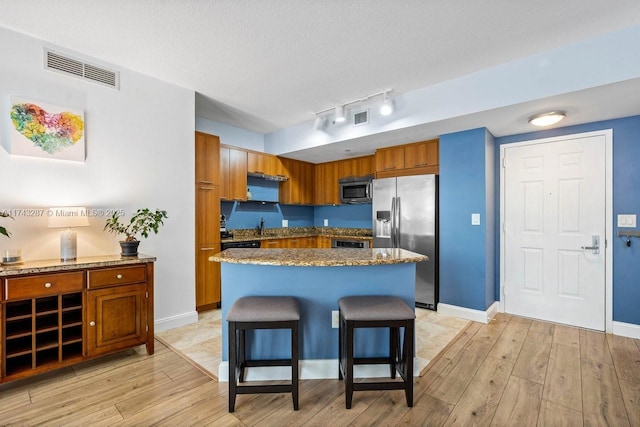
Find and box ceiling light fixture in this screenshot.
[528,111,566,127]
[380,92,393,116]
[312,89,393,129]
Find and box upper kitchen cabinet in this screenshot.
[279,157,314,205]
[375,146,405,173]
[403,139,438,170]
[247,151,283,177]
[375,139,439,178]
[339,155,375,179]
[195,132,220,185]
[220,145,247,201]
[314,161,340,205]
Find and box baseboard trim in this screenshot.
[154,311,198,333]
[612,321,640,339]
[438,302,499,324]
[218,357,428,382]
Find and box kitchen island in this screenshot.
[209,247,427,381]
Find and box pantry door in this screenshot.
[502,132,608,330]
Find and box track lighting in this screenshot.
[380,92,393,116]
[313,115,325,130]
[528,111,566,127]
[334,105,346,123]
[312,89,393,129]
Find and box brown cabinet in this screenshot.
[375,146,405,172]
[195,132,220,186]
[247,151,283,177]
[1,258,154,383]
[196,244,221,309]
[314,161,340,205]
[316,236,332,248]
[339,156,375,179]
[376,139,439,178]
[220,145,248,201]
[279,158,314,205]
[196,133,221,310]
[86,282,148,357]
[403,140,438,169]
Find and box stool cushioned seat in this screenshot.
[227,296,300,322]
[339,295,416,321]
[338,295,415,409]
[227,296,300,412]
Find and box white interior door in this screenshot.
[503,134,606,330]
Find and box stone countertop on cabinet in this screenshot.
[0,254,157,277]
[209,247,427,267]
[221,227,372,243]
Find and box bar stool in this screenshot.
[338,295,415,409]
[227,296,300,412]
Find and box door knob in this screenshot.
[90,321,96,326]
[581,235,600,254]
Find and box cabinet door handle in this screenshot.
[200,247,215,251]
[414,163,428,167]
[44,282,52,288]
[199,180,214,185]
[90,321,96,326]
[116,274,123,279]
[200,186,214,190]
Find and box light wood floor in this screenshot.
[1,313,639,426]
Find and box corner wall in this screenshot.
[439,128,496,312]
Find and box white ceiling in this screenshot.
[2,1,640,162]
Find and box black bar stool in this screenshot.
[338,295,415,409]
[227,296,300,412]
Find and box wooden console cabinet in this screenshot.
[1,255,154,383]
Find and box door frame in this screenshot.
[499,129,613,332]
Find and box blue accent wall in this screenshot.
[495,115,640,326]
[313,204,372,228]
[439,128,496,311]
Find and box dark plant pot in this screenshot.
[119,241,140,257]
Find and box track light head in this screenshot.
[380,93,393,116]
[313,115,324,130]
[334,105,346,123]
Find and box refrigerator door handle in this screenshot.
[395,196,401,248]
[390,197,396,247]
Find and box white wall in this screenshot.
[196,117,264,151]
[0,27,196,330]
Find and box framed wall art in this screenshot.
[9,97,85,162]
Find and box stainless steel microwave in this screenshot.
[339,175,373,204]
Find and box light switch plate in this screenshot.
[331,311,339,328]
[282,219,288,228]
[617,214,637,228]
[323,219,329,227]
[471,213,481,226]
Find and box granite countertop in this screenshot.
[221,226,372,243]
[209,248,427,267]
[0,254,157,276]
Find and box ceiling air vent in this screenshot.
[44,49,119,89]
[354,109,369,126]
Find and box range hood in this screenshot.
[247,172,288,182]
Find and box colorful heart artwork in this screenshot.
[8,97,85,162]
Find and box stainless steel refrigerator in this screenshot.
[373,175,438,309]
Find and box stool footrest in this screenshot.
[353,381,408,391]
[236,384,293,394]
[353,357,395,365]
[242,359,293,368]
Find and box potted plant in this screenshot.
[104,208,168,256]
[0,211,12,238]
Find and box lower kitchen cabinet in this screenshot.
[0,256,155,384]
[196,244,221,311]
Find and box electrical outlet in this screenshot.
[282,219,288,228]
[471,213,481,225]
[331,310,339,328]
[324,219,329,227]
